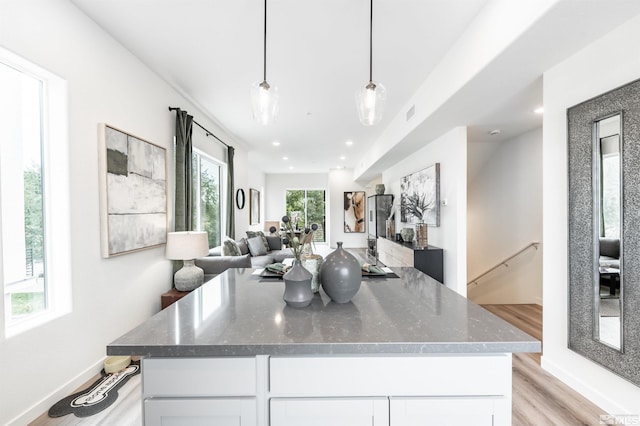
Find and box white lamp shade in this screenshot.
[356,81,386,126]
[165,231,209,260]
[251,80,279,125]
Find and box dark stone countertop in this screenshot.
[107,267,540,357]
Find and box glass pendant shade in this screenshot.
[251,80,279,125]
[356,80,386,126]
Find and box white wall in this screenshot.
[467,128,542,304]
[265,172,384,249]
[264,173,328,237]
[239,166,265,238]
[0,1,249,424]
[382,127,468,295]
[543,14,640,415]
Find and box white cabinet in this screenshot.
[142,358,258,426]
[141,354,512,426]
[390,397,509,426]
[377,237,414,267]
[144,398,256,426]
[271,398,389,426]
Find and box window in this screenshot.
[1,48,70,337]
[285,190,326,242]
[192,150,224,248]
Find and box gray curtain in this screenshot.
[227,146,235,238]
[174,109,194,232]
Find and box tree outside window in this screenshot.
[285,190,326,242]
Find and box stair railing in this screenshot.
[467,241,540,288]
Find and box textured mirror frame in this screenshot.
[568,78,640,386]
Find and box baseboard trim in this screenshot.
[8,357,105,425]
[541,355,626,415]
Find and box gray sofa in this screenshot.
[599,237,620,269]
[195,235,293,276]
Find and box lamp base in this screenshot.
[174,259,205,292]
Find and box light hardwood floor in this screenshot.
[482,304,605,425]
[31,301,605,425]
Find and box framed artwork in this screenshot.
[344,191,366,233]
[250,188,260,225]
[400,163,440,226]
[98,124,167,257]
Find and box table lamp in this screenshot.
[165,231,210,291]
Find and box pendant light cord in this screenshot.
[263,0,268,82]
[369,0,373,83]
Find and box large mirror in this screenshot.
[568,78,640,387]
[593,114,622,350]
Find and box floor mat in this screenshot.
[48,359,140,418]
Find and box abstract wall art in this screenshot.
[99,124,167,257]
[250,188,260,225]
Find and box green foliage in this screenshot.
[192,157,221,248]
[24,165,44,263]
[201,171,220,247]
[11,292,45,316]
[285,190,326,242]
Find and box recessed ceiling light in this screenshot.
[272,141,280,146]
[288,166,294,170]
[282,156,288,160]
[534,107,544,114]
[489,129,501,136]
[345,140,353,146]
[340,156,346,161]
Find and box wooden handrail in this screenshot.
[467,241,540,287]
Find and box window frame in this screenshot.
[0,47,71,339]
[192,148,226,248]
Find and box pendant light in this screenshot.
[356,0,386,126]
[251,0,279,125]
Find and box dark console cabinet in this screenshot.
[414,245,444,284]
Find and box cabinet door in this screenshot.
[390,397,510,426]
[145,398,256,426]
[271,397,389,426]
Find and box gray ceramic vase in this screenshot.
[400,227,414,243]
[320,242,361,303]
[283,260,314,308]
[375,184,385,195]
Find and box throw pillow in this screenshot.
[246,230,269,252]
[236,238,250,255]
[247,236,268,257]
[266,235,282,251]
[222,238,242,256]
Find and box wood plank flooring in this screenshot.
[482,304,605,426]
[30,300,606,425]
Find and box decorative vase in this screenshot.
[385,219,395,240]
[301,254,323,293]
[415,222,428,249]
[320,242,361,303]
[375,184,385,195]
[283,260,314,308]
[400,228,414,243]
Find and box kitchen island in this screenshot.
[108,267,540,426]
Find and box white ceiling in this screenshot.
[69,0,640,178]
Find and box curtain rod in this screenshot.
[168,106,231,149]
